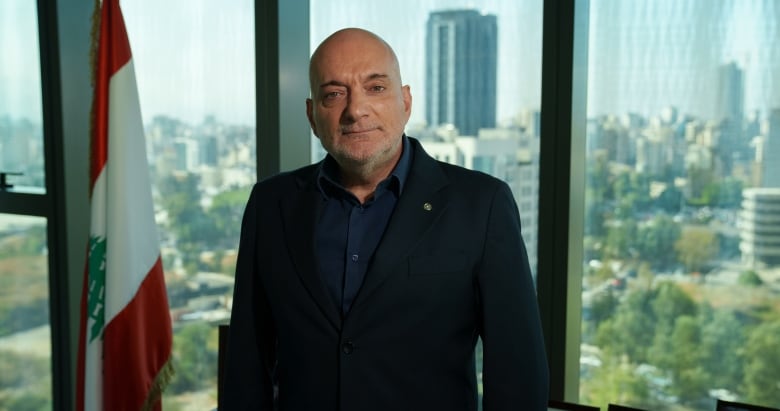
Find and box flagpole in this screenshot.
[76,1,103,409]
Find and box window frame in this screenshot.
[29,0,583,407]
[537,0,580,400]
[0,0,76,408]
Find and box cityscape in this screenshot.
[2,1,780,410]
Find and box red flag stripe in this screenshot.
[103,258,172,410]
[91,0,133,188]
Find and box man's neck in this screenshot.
[340,166,392,204]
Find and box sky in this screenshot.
[120,0,544,128]
[0,0,543,128]
[122,0,256,126]
[2,0,779,128]
[0,1,43,124]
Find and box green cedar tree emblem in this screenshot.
[87,235,106,342]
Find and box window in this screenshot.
[0,1,45,192]
[0,2,55,409]
[34,1,780,408]
[122,2,256,409]
[0,215,51,409]
[576,1,780,409]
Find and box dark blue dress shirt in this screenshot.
[315,136,412,315]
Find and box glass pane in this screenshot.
[0,214,51,409]
[0,2,45,192]
[577,1,780,410]
[311,1,543,405]
[122,2,256,409]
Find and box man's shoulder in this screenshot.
[435,159,499,181]
[248,163,319,198]
[408,136,505,187]
[414,154,505,192]
[252,162,320,191]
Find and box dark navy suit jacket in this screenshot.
[223,137,549,410]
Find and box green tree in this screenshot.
[613,195,637,220]
[596,289,656,363]
[587,262,615,287]
[1,391,50,411]
[629,172,653,212]
[647,282,698,379]
[635,262,655,291]
[168,322,218,394]
[604,220,638,259]
[584,195,607,237]
[738,270,763,287]
[0,225,46,258]
[743,320,780,406]
[590,289,619,327]
[206,185,252,249]
[587,150,610,201]
[159,173,216,248]
[636,215,682,270]
[0,349,51,411]
[611,172,632,203]
[675,225,718,273]
[704,177,744,208]
[580,355,652,409]
[686,167,714,204]
[584,288,620,342]
[666,316,709,404]
[651,281,697,331]
[700,307,745,391]
[655,185,683,213]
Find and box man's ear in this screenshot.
[402,85,412,119]
[306,98,319,137]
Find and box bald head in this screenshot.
[305,28,412,188]
[309,28,403,97]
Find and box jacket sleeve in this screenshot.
[479,181,549,411]
[223,185,277,410]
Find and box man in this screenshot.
[224,28,549,410]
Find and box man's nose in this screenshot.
[343,90,368,122]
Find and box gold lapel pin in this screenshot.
[423,202,433,211]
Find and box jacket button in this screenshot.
[342,340,354,355]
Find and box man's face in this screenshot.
[306,32,412,173]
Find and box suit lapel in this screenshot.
[281,168,342,329]
[350,140,450,312]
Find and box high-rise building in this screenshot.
[739,187,780,266]
[425,9,497,137]
[762,108,780,188]
[717,62,745,124]
[716,62,746,175]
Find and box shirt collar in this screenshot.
[317,135,412,199]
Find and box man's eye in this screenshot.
[324,92,341,99]
[370,85,386,92]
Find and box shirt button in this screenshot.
[351,254,359,262]
[342,340,354,355]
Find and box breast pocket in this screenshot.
[408,254,470,276]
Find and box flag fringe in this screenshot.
[88,0,101,197]
[141,358,175,411]
[89,0,100,87]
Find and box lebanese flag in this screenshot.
[76,0,174,410]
